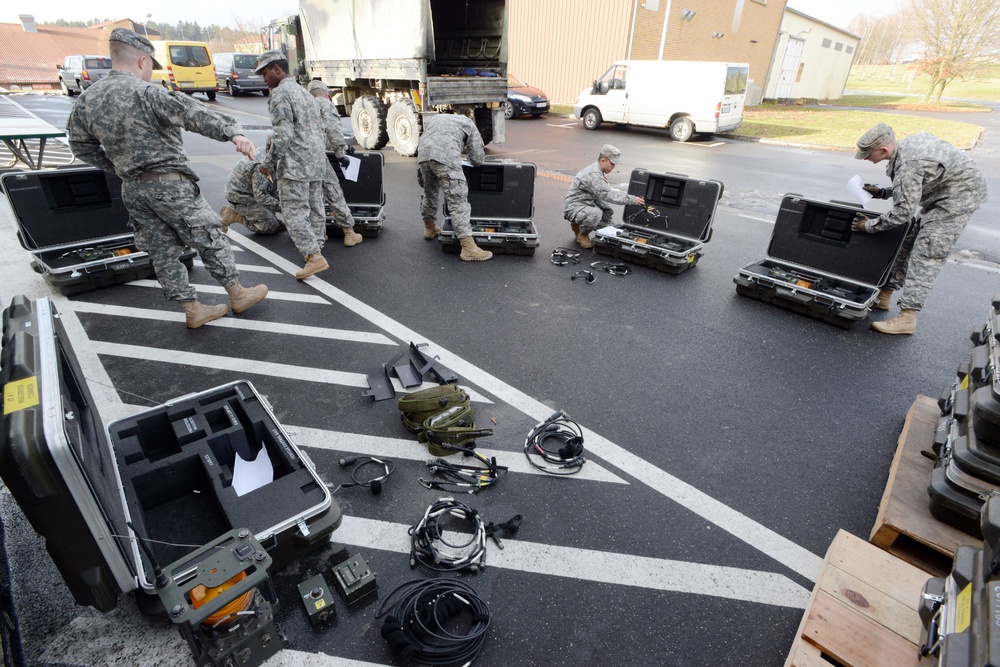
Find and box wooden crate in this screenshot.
[870,395,981,575]
[785,530,934,667]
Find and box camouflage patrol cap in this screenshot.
[306,80,329,94]
[855,122,895,159]
[600,144,621,164]
[254,50,286,74]
[109,28,162,69]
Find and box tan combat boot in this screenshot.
[296,253,329,280]
[571,222,581,236]
[343,227,364,247]
[576,230,594,250]
[181,300,228,329]
[875,288,893,311]
[219,205,244,233]
[424,222,442,240]
[225,283,268,314]
[872,309,917,335]
[459,237,493,261]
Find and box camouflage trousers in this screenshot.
[278,178,325,257]
[121,178,238,302]
[887,211,973,311]
[323,162,356,230]
[564,205,615,233]
[231,201,282,235]
[419,161,471,239]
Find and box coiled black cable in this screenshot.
[409,498,487,573]
[376,578,491,666]
[523,411,586,475]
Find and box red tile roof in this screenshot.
[0,23,112,87]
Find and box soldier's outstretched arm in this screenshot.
[146,86,246,147]
[466,123,486,166]
[869,167,921,232]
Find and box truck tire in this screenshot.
[582,108,602,130]
[387,100,422,157]
[473,107,493,146]
[351,96,389,150]
[669,117,694,142]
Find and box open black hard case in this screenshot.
[1,166,194,295]
[0,296,341,613]
[733,195,910,329]
[439,161,539,256]
[592,169,723,275]
[325,151,385,238]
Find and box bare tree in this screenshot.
[908,0,1000,102]
[850,10,915,66]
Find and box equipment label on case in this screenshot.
[3,377,39,415]
[956,583,972,632]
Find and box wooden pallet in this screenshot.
[785,530,935,667]
[870,395,981,575]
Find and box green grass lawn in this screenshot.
[847,64,1000,101]
[823,94,990,113]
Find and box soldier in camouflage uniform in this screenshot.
[417,113,492,261]
[221,156,283,235]
[67,28,268,329]
[255,51,329,279]
[563,145,645,249]
[853,122,989,334]
[306,80,363,248]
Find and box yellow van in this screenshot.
[151,41,218,101]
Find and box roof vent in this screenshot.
[19,14,37,33]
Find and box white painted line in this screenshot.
[228,231,825,583]
[127,279,329,304]
[949,258,1000,274]
[680,141,725,148]
[89,341,370,387]
[192,259,280,274]
[738,213,774,224]
[288,426,628,484]
[267,652,387,667]
[335,515,810,609]
[546,123,577,128]
[67,301,396,345]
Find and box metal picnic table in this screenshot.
[0,96,66,170]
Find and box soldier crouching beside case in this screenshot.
[306,80,364,248]
[417,112,493,261]
[853,122,988,335]
[220,151,284,236]
[563,144,645,249]
[255,51,330,280]
[67,28,268,329]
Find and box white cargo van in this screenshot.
[574,60,749,142]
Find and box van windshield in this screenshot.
[85,58,112,69]
[168,45,211,68]
[233,55,257,69]
[725,66,749,95]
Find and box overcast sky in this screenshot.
[2,0,899,34]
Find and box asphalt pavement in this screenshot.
[0,91,997,667]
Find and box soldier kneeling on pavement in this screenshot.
[220,137,285,236]
[563,144,644,249]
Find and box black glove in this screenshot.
[345,145,356,156]
[852,213,872,232]
[339,156,350,169]
[862,184,889,199]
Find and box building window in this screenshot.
[822,38,832,48]
[846,45,854,54]
[835,42,844,51]
[795,63,805,83]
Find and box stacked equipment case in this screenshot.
[0,166,194,295]
[439,161,539,256]
[592,169,724,275]
[0,296,341,614]
[733,195,911,329]
[928,297,1000,536]
[918,494,1000,665]
[326,151,386,238]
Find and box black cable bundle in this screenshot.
[376,578,491,666]
[419,446,507,494]
[327,456,395,495]
[523,410,586,475]
[409,498,487,573]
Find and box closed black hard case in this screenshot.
[592,169,723,275]
[733,195,911,329]
[0,296,341,613]
[439,161,539,256]
[1,167,194,295]
[326,151,385,238]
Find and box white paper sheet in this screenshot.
[847,174,873,206]
[343,155,361,182]
[596,225,621,237]
[232,443,274,497]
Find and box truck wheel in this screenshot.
[669,117,694,142]
[351,96,389,150]
[582,108,602,130]
[387,100,422,157]
[60,79,73,96]
[473,107,493,146]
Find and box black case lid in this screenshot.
[622,169,723,242]
[329,151,385,207]
[462,161,536,220]
[0,167,133,251]
[767,195,910,286]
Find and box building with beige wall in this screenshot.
[508,0,787,105]
[764,7,859,101]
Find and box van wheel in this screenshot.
[582,108,602,130]
[226,81,237,96]
[262,90,269,97]
[669,117,694,142]
[351,96,389,150]
[387,100,422,157]
[206,91,216,101]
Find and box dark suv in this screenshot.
[214,53,269,96]
[58,55,112,96]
